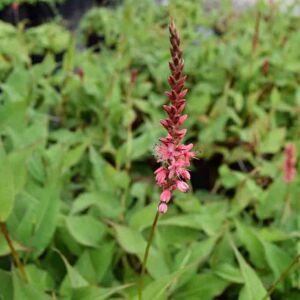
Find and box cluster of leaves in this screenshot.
[0,0,300,299]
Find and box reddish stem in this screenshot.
[0,222,27,282]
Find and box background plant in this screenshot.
[0,0,300,299]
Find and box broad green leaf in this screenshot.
[65,215,106,248]
[71,284,133,300]
[12,270,51,300]
[29,183,60,255]
[0,270,13,300]
[114,224,170,278]
[26,264,55,292]
[76,242,115,284]
[219,165,245,189]
[57,250,89,289]
[62,142,88,172]
[232,244,269,300]
[258,128,286,154]
[257,178,286,219]
[2,67,31,103]
[0,141,15,222]
[129,203,158,231]
[174,273,229,300]
[262,240,293,286]
[71,192,121,218]
[8,149,30,193]
[235,221,266,268]
[214,263,244,284]
[159,213,223,236]
[89,147,129,190]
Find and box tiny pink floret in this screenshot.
[160,189,172,203]
[180,169,191,180]
[158,202,168,214]
[176,180,189,192]
[155,167,167,187]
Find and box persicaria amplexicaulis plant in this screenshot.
[138,19,194,300]
[154,19,195,214]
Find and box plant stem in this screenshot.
[0,222,27,282]
[138,211,160,300]
[263,253,300,300]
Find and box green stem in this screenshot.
[0,222,27,282]
[138,211,160,300]
[262,253,300,300]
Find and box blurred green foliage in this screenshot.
[0,0,300,299]
[0,0,63,10]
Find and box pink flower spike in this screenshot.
[158,202,168,214]
[283,143,297,183]
[160,190,171,203]
[176,180,189,192]
[153,19,195,214]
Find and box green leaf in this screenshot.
[219,165,245,189]
[159,213,223,236]
[258,128,286,154]
[262,240,293,286]
[89,147,129,191]
[0,141,15,222]
[8,149,30,194]
[214,263,244,284]
[114,224,170,278]
[235,221,266,268]
[76,242,115,284]
[257,178,286,219]
[65,215,106,248]
[29,183,60,255]
[232,243,269,300]
[0,270,13,300]
[71,284,133,300]
[71,192,121,219]
[57,250,89,289]
[26,264,55,292]
[2,67,31,103]
[12,270,51,300]
[129,203,158,231]
[175,273,229,300]
[62,142,88,172]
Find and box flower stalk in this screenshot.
[0,222,27,282]
[138,211,159,300]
